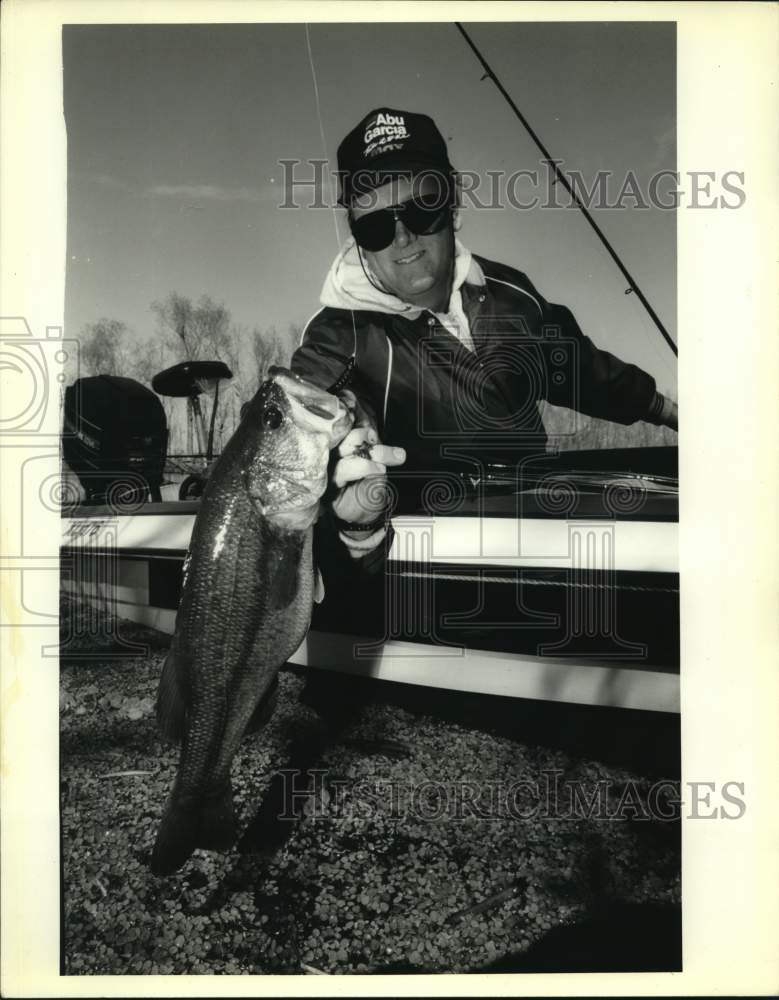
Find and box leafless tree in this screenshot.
[78,318,133,376]
[151,292,231,362]
[252,324,294,383]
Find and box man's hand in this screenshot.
[330,391,406,559]
[663,398,678,432]
[647,388,678,432]
[332,426,406,525]
[657,387,678,432]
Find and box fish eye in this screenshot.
[262,404,283,429]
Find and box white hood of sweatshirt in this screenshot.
[319,237,485,352]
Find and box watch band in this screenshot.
[336,518,387,533]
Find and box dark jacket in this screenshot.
[291,253,658,473]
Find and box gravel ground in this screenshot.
[60,605,681,976]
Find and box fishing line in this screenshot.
[454,22,678,361]
[304,24,343,250]
[303,24,358,371]
[620,269,678,391]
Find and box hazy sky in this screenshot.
[63,20,676,388]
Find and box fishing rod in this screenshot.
[454,22,678,359]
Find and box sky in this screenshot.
[63,20,676,390]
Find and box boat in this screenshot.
[60,439,679,714]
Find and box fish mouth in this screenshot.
[268,367,353,445]
[301,399,338,420]
[269,368,340,418]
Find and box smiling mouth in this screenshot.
[395,250,425,265]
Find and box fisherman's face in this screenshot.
[350,174,455,313]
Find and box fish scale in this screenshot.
[151,369,352,876]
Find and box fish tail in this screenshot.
[150,786,236,876]
[156,650,186,744]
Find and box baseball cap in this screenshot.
[336,107,454,206]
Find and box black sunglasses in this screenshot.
[349,192,453,252]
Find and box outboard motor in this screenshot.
[62,375,168,505]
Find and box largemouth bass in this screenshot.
[150,368,353,876]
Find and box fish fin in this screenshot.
[313,566,325,604]
[244,675,279,735]
[150,787,236,876]
[156,650,187,744]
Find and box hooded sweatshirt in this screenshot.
[319,236,483,353]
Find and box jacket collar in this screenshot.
[320,237,485,319]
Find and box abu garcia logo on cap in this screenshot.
[363,111,410,159]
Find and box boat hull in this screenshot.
[61,448,679,713]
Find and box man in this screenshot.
[291,107,678,567]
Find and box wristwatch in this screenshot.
[336,517,387,533]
